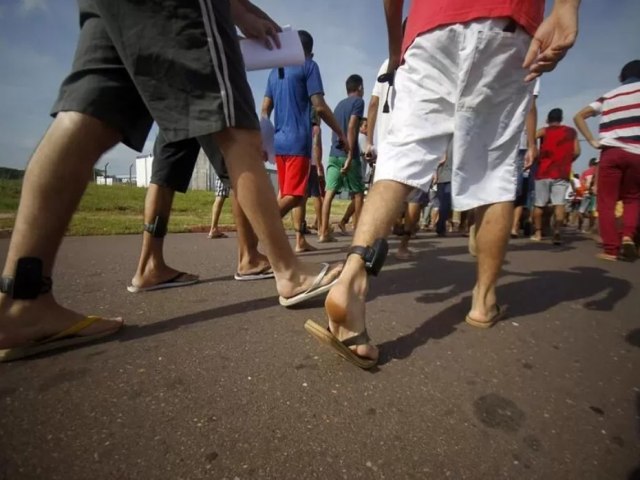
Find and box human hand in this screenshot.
[341,158,352,175]
[317,165,325,178]
[524,145,538,169]
[523,1,579,82]
[338,133,349,152]
[234,9,281,50]
[365,143,377,162]
[589,139,601,149]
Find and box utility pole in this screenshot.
[104,162,110,185]
[129,163,134,186]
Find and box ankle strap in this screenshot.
[347,238,388,276]
[0,257,52,299]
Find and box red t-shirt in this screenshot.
[403,0,544,54]
[536,125,577,180]
[579,166,596,191]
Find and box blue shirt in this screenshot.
[265,59,324,157]
[330,96,365,158]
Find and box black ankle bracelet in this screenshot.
[347,238,388,276]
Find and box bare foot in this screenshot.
[276,262,343,300]
[295,241,318,253]
[395,247,415,260]
[0,294,122,350]
[317,234,338,243]
[467,286,499,325]
[208,229,227,239]
[237,253,271,276]
[337,221,348,235]
[130,265,198,290]
[323,263,378,361]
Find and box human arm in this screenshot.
[366,95,380,160]
[523,0,581,82]
[573,106,601,149]
[260,96,273,119]
[230,0,281,49]
[341,114,360,174]
[524,96,539,169]
[384,0,404,74]
[573,134,581,160]
[312,124,324,177]
[310,94,348,150]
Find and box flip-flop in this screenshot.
[465,305,506,329]
[0,316,123,362]
[234,266,275,281]
[208,232,228,239]
[127,272,199,293]
[278,263,338,307]
[304,320,377,369]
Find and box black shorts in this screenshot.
[150,133,229,193]
[515,176,531,207]
[307,166,324,198]
[51,0,258,151]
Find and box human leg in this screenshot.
[319,156,344,241]
[209,177,230,238]
[596,150,623,257]
[339,200,355,234]
[531,180,550,240]
[212,128,340,299]
[618,150,640,259]
[324,180,411,360]
[466,201,513,325]
[436,182,452,236]
[231,194,272,278]
[0,113,124,352]
[397,200,422,260]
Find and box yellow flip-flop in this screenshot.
[0,316,123,362]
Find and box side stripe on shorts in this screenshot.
[198,0,236,127]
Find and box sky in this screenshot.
[0,0,639,175]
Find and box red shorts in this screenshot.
[276,155,310,197]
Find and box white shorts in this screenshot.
[375,19,534,211]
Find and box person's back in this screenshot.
[537,122,578,181]
[267,58,323,157]
[330,96,365,159]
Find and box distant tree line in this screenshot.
[0,167,105,181]
[0,167,24,180]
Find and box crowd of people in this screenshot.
[0,0,638,368]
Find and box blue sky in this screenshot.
[0,0,638,175]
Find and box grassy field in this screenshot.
[0,179,350,236]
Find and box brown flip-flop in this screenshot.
[465,305,506,329]
[304,320,377,369]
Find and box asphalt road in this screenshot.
[0,231,639,480]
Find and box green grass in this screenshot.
[0,179,350,236]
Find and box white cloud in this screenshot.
[18,0,47,15]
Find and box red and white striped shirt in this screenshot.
[590,81,640,155]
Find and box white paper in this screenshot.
[240,29,305,71]
[260,117,276,165]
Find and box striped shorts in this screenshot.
[215,177,231,198]
[51,0,259,152]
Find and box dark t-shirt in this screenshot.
[330,96,365,158]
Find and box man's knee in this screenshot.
[53,111,122,154]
